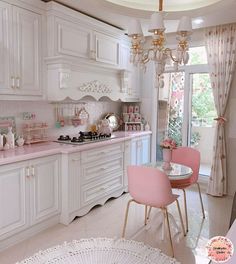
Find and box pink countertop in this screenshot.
[0,131,152,166]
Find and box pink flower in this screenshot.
[160,138,177,150]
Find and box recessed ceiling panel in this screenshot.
[105,0,223,12]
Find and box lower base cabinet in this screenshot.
[0,154,60,250]
[124,135,151,190]
[0,135,151,249]
[60,143,125,225]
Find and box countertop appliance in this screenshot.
[54,131,113,145]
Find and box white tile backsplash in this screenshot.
[0,100,121,138]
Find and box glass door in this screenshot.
[189,73,217,175]
[156,71,185,161]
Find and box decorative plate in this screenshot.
[105,113,119,131]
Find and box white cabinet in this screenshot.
[130,135,151,166]
[0,2,42,97]
[60,143,125,225]
[123,134,151,190]
[48,15,120,67]
[131,136,151,165]
[0,161,28,239]
[53,17,92,59]
[46,1,142,102]
[0,1,11,94]
[120,43,130,71]
[12,6,42,96]
[0,155,60,243]
[81,143,124,208]
[30,155,60,225]
[94,32,120,66]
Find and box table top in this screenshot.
[145,161,193,180]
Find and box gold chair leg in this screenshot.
[196,182,205,219]
[147,206,152,219]
[122,199,134,237]
[164,208,174,258]
[182,189,188,232]
[176,199,186,236]
[144,205,148,225]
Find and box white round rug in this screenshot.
[16,238,180,264]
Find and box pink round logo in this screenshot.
[206,236,234,263]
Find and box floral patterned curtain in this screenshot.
[205,24,236,196]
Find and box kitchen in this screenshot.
[0,0,236,263]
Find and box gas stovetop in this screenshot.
[54,131,114,145]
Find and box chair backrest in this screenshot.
[127,165,174,207]
[171,146,200,184]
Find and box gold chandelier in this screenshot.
[128,0,192,88]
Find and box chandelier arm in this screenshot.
[165,48,179,63]
[142,48,155,64]
[159,0,163,12]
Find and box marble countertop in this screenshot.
[0,131,152,166]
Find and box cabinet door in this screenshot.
[124,140,131,190]
[120,43,130,70]
[30,155,60,225]
[13,7,42,95]
[68,153,81,214]
[130,138,138,165]
[141,136,151,164]
[95,32,119,66]
[0,162,29,237]
[0,2,12,94]
[56,18,92,59]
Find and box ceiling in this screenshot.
[49,0,236,34]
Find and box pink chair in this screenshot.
[122,165,185,257]
[170,147,205,232]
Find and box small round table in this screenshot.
[145,161,193,180]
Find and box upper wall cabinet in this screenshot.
[46,1,140,102]
[94,32,120,66]
[0,1,43,98]
[51,17,92,60]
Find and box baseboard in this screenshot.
[0,215,60,252]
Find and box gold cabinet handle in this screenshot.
[11,76,15,89]
[16,77,20,89]
[26,167,30,179]
[31,166,35,177]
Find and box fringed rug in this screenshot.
[16,238,180,264]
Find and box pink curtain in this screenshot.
[205,24,236,196]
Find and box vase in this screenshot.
[162,148,172,170]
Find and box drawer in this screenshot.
[81,154,123,184]
[81,173,123,207]
[81,143,124,163]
